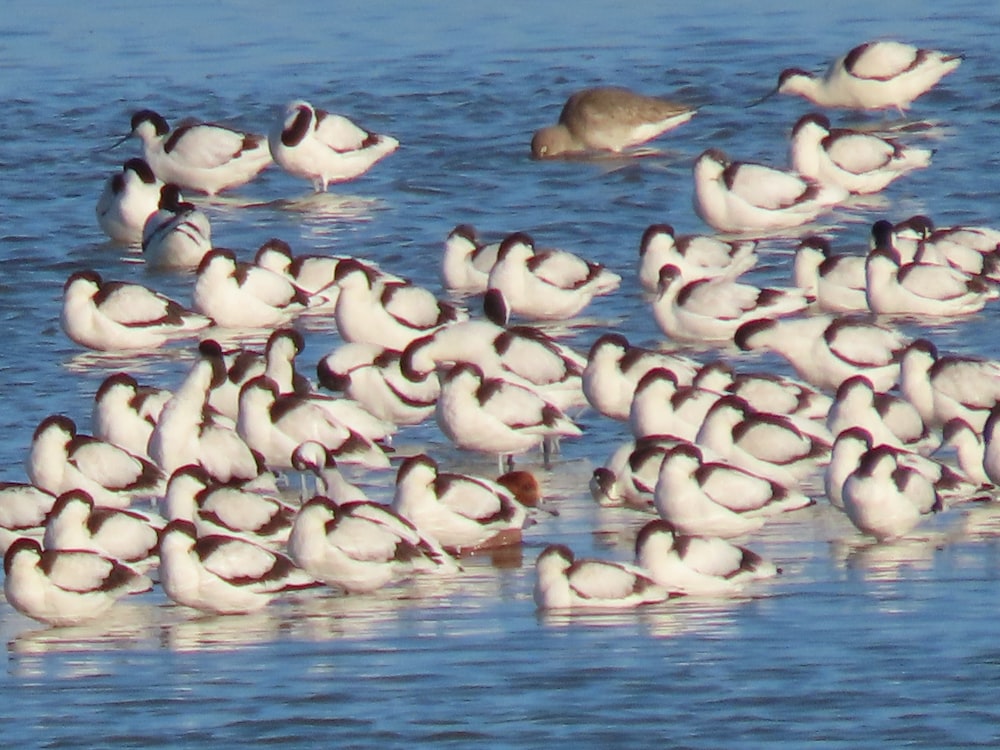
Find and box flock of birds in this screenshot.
[5,37,998,626]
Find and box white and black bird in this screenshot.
[161,465,296,548]
[435,362,583,470]
[236,376,390,471]
[268,99,398,192]
[92,372,172,460]
[27,414,164,509]
[653,264,808,344]
[392,454,528,554]
[334,258,465,351]
[317,342,439,428]
[287,495,456,594]
[773,40,962,112]
[43,490,161,571]
[638,223,757,292]
[122,109,272,195]
[149,340,267,485]
[158,519,315,615]
[792,235,869,313]
[866,220,996,317]
[533,543,675,611]
[695,396,829,488]
[96,157,164,245]
[789,112,932,194]
[899,338,1000,432]
[485,232,621,321]
[3,537,152,627]
[735,315,908,393]
[582,333,699,421]
[141,184,213,270]
[61,270,211,352]
[193,248,310,329]
[692,148,846,235]
[840,445,941,542]
[654,442,812,538]
[634,519,779,596]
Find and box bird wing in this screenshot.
[195,534,283,581]
[825,132,895,173]
[726,163,810,210]
[164,122,262,168]
[844,41,918,80]
[69,437,151,490]
[41,548,120,592]
[825,322,905,367]
[95,282,173,325]
[567,560,649,600]
[314,110,374,152]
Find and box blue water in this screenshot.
[3,0,1000,746]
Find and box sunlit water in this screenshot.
[3,1,1000,746]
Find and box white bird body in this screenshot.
[693,148,846,234]
[792,236,869,313]
[61,270,211,352]
[866,224,996,318]
[841,446,939,541]
[128,109,272,195]
[629,368,720,442]
[237,377,390,471]
[162,465,295,548]
[940,418,990,486]
[653,264,808,344]
[149,341,265,484]
[486,233,621,321]
[141,184,212,269]
[695,396,829,488]
[96,158,163,245]
[43,490,161,570]
[268,100,398,191]
[899,339,1000,432]
[789,113,931,194]
[582,333,698,421]
[692,360,833,422]
[776,40,962,111]
[0,483,57,553]
[638,223,757,292]
[392,454,528,554]
[635,519,778,596]
[334,259,465,351]
[401,314,586,412]
[193,249,309,329]
[317,342,439,427]
[435,363,582,462]
[3,537,152,627]
[26,415,164,509]
[654,443,811,538]
[159,519,314,615]
[827,375,934,454]
[288,496,456,593]
[735,315,907,393]
[533,544,674,610]
[92,373,172,460]
[441,224,502,294]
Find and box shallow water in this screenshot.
[3,0,1000,746]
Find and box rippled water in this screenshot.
[4,0,1000,746]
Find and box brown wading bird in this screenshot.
[531,86,695,159]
